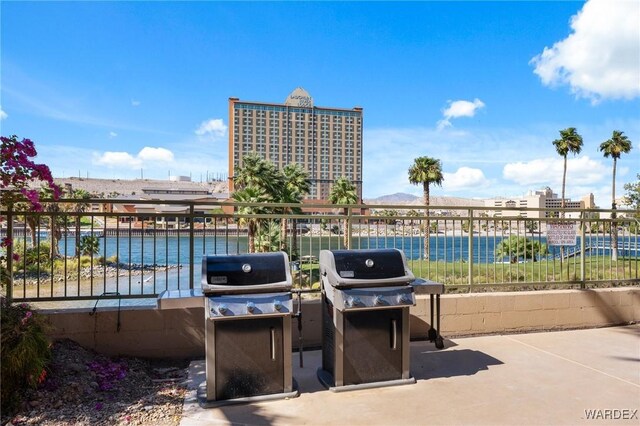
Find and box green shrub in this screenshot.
[0,298,51,413]
[78,235,100,256]
[79,256,93,268]
[11,241,52,272]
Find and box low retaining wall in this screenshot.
[44,287,639,359]
[411,287,639,338]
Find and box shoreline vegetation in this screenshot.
[13,262,178,287]
[4,224,626,238]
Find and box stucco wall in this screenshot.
[44,287,639,359]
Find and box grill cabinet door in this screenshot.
[214,317,284,400]
[343,309,403,385]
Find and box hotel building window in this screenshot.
[228,88,363,202]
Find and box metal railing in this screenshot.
[1,198,638,302]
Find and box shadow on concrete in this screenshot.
[411,337,459,351]
[609,323,640,337]
[217,403,292,426]
[609,355,640,363]
[410,342,503,381]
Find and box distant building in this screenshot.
[228,88,364,202]
[485,187,594,218]
[110,188,225,229]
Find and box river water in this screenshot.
[18,233,635,308]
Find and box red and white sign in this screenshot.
[547,222,577,246]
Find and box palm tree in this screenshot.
[408,156,444,259]
[71,189,91,257]
[234,153,283,196]
[279,163,310,258]
[552,128,583,215]
[600,130,633,261]
[328,177,358,248]
[233,154,284,253]
[232,186,270,253]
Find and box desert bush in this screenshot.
[0,297,51,413]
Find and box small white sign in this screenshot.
[547,222,577,246]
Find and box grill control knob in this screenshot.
[273,300,283,311]
[374,295,384,306]
[242,263,252,273]
[352,296,362,306]
[365,258,375,268]
[246,301,256,313]
[218,304,228,315]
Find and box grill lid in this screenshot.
[201,252,292,294]
[320,249,415,288]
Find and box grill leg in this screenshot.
[427,294,437,342]
[435,295,444,349]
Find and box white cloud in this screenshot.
[0,107,7,120]
[109,131,118,138]
[443,167,490,191]
[137,147,174,162]
[437,98,485,130]
[530,0,640,102]
[195,118,227,139]
[93,146,175,169]
[94,151,141,169]
[131,99,141,107]
[503,156,608,187]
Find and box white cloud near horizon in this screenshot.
[109,131,118,138]
[195,118,227,139]
[530,0,640,103]
[93,147,174,169]
[131,99,141,107]
[503,156,609,188]
[137,147,174,162]
[437,98,485,130]
[443,167,490,191]
[0,107,7,120]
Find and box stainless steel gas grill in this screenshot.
[199,252,299,407]
[317,248,417,391]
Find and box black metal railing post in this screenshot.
[189,203,195,290]
[5,201,14,303]
[468,208,474,293]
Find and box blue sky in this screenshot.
[1,1,638,206]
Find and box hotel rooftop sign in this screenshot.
[285,87,313,107]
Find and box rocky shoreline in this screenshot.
[13,264,179,287]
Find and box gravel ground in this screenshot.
[2,339,189,426]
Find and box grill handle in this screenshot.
[270,327,276,361]
[391,319,397,350]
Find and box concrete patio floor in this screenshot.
[181,325,639,425]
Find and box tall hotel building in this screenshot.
[228,88,363,202]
